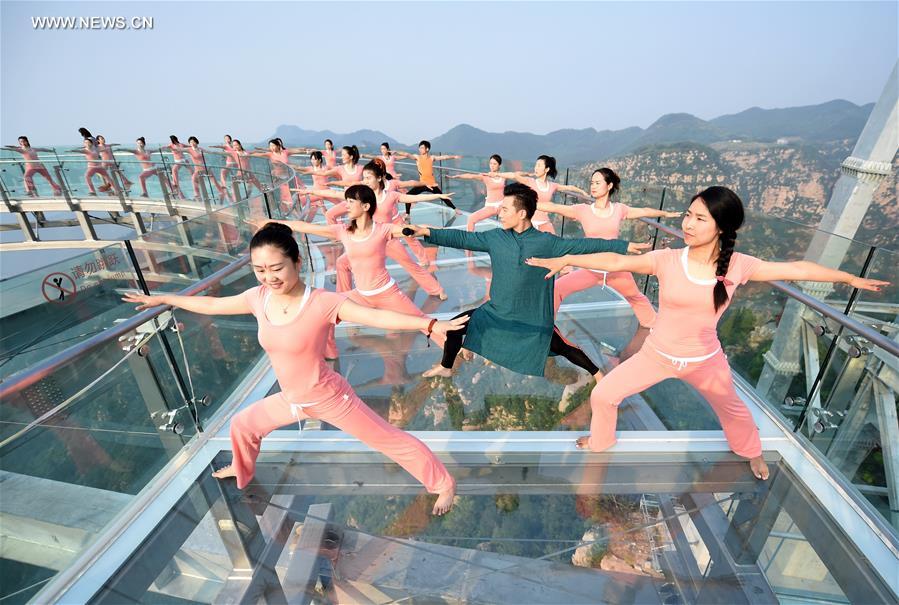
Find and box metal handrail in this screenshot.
[639,218,899,358]
[0,254,251,399]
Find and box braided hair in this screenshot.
[692,186,745,311]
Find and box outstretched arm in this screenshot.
[447,173,482,181]
[122,291,251,315]
[247,217,337,240]
[749,260,889,291]
[432,154,462,160]
[407,225,491,252]
[556,184,590,198]
[496,171,532,185]
[337,299,468,334]
[398,191,455,204]
[625,207,682,220]
[526,251,655,279]
[293,187,344,202]
[537,201,579,219]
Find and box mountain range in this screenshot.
[269,99,874,165]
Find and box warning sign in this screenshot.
[42,272,77,304]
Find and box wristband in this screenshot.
[426,318,437,335]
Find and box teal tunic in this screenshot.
[425,226,629,376]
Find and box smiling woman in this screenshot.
[122,222,469,515]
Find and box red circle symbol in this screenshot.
[42,272,77,304]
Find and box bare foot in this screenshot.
[750,456,769,480]
[423,364,453,378]
[592,370,605,382]
[437,291,448,301]
[575,436,590,449]
[432,484,456,515]
[212,465,237,480]
[460,348,473,361]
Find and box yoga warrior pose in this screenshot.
[94,135,132,190]
[542,167,680,326]
[298,167,450,299]
[123,222,464,515]
[404,183,647,379]
[69,138,114,195]
[322,145,365,224]
[117,138,159,197]
[185,137,228,200]
[165,135,192,197]
[448,154,506,232]
[211,134,236,188]
[3,136,63,196]
[394,140,461,217]
[499,155,588,234]
[526,186,889,480]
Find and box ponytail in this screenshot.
[343,144,360,165]
[537,154,558,179]
[693,186,745,312]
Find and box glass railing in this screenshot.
[0,174,299,603]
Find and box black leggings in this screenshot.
[441,309,599,375]
[405,184,457,215]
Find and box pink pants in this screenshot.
[171,162,191,194]
[138,168,157,196]
[586,345,761,458]
[228,391,454,493]
[85,167,112,194]
[466,203,500,231]
[347,287,445,347]
[24,166,62,194]
[554,269,657,327]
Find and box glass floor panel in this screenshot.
[89,456,893,604]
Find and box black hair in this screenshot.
[504,182,537,219]
[268,138,284,150]
[692,186,745,311]
[96,134,106,143]
[188,136,199,144]
[224,134,232,141]
[489,154,503,166]
[78,127,93,139]
[381,142,391,154]
[324,138,334,148]
[169,135,180,144]
[592,167,621,196]
[342,145,360,165]
[537,155,558,179]
[136,136,146,145]
[363,159,393,189]
[250,222,300,263]
[18,136,29,145]
[310,150,323,163]
[344,184,377,233]
[418,140,431,151]
[232,139,243,149]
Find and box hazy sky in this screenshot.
[2,1,897,145]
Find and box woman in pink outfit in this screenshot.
[95,135,132,190]
[293,150,335,219]
[527,186,889,481]
[211,134,236,189]
[321,138,338,169]
[252,184,448,346]
[164,135,194,197]
[124,222,463,515]
[362,142,402,178]
[117,137,159,197]
[541,167,681,327]
[500,155,588,234]
[69,138,115,195]
[321,145,364,224]
[300,162,452,299]
[448,154,506,232]
[3,136,63,196]
[185,136,228,200]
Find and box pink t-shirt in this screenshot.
[527,177,559,223]
[323,149,337,168]
[645,247,761,357]
[135,149,154,170]
[382,154,398,176]
[310,168,330,188]
[329,222,393,292]
[243,286,351,403]
[482,175,505,204]
[569,202,630,239]
[169,143,187,161]
[98,144,116,163]
[186,146,205,165]
[339,164,363,182]
[373,189,402,223]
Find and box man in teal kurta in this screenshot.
[409,183,639,378]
